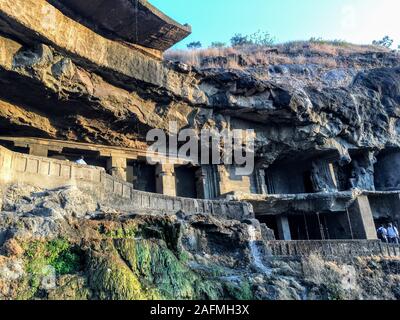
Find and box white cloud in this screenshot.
[339,0,400,47]
[340,5,357,30]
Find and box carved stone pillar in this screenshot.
[29,144,48,157]
[277,215,292,240]
[195,167,207,199]
[256,169,268,194]
[348,196,377,240]
[156,163,176,197]
[201,165,220,199]
[107,155,127,181]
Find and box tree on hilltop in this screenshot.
[230,34,252,47]
[187,41,202,49]
[231,31,275,47]
[372,36,394,48]
[210,42,226,48]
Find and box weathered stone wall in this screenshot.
[0,145,103,189]
[218,165,253,195]
[0,146,254,219]
[0,144,13,184]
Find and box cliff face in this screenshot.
[1,24,400,163]
[198,60,400,166]
[1,184,399,300]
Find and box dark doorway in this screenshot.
[0,140,29,154]
[303,171,314,193]
[265,161,314,195]
[258,216,279,239]
[175,165,197,198]
[48,148,107,169]
[289,216,311,240]
[127,161,156,193]
[288,214,327,240]
[335,164,352,191]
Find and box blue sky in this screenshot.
[150,0,400,49]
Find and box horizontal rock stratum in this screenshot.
[49,0,192,51]
[1,0,399,162]
[0,0,206,105]
[0,35,198,145]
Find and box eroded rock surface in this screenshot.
[1,21,400,162]
[0,0,399,164]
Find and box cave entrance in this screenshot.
[289,212,352,240]
[369,194,400,231]
[265,165,308,194]
[265,154,339,195]
[127,160,156,193]
[265,161,315,195]
[287,215,323,240]
[263,212,353,241]
[303,171,314,194]
[334,163,353,191]
[374,149,400,191]
[175,165,198,198]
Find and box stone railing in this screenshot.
[266,240,400,258]
[101,173,253,219]
[0,145,253,219]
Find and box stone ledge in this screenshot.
[0,0,206,104]
[49,0,191,51]
[0,35,196,140]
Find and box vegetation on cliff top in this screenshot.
[166,33,395,70]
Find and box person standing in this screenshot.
[387,223,399,244]
[75,156,87,165]
[377,225,388,243]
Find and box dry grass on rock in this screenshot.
[165,41,392,70]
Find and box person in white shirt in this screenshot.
[387,223,399,244]
[377,225,388,243]
[75,156,87,165]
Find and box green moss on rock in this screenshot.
[9,220,257,301]
[86,239,160,300]
[47,275,90,300]
[224,280,254,300]
[114,238,224,300]
[17,238,82,299]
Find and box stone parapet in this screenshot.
[0,145,253,220]
[266,240,400,258]
[0,145,13,185]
